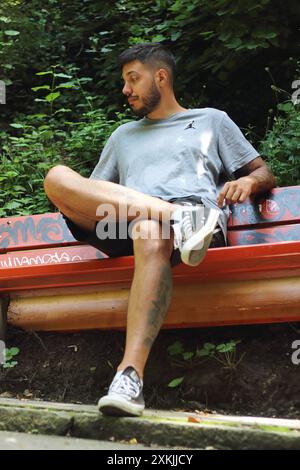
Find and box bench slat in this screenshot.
[8,277,300,332]
[0,213,76,253]
[228,186,300,228]
[228,223,300,246]
[0,245,105,269]
[1,186,300,253]
[1,241,300,293]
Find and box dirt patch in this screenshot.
[1,323,300,419]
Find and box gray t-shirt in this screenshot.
[90,108,260,240]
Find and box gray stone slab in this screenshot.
[0,398,300,450]
[0,431,170,450]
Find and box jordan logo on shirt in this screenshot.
[184,120,196,130]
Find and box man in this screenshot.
[44,43,275,417]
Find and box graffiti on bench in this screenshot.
[0,246,105,269]
[229,187,300,227]
[0,213,75,250]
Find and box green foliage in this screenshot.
[0,65,131,217]
[259,101,300,186]
[0,0,299,219]
[167,339,244,388]
[1,0,299,130]
[2,346,19,369]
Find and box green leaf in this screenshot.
[167,377,184,388]
[10,123,24,129]
[151,34,166,42]
[171,32,181,42]
[0,16,11,23]
[54,73,72,79]
[45,92,60,102]
[183,352,194,360]
[56,82,75,89]
[167,341,184,356]
[7,347,19,356]
[196,348,212,357]
[5,201,21,210]
[216,343,235,353]
[31,86,51,92]
[53,108,72,115]
[4,30,20,36]
[36,71,53,76]
[3,361,18,369]
[40,130,54,140]
[227,38,243,49]
[219,30,232,42]
[29,114,48,119]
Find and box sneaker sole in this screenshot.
[181,209,220,267]
[98,396,144,417]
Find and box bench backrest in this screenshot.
[227,186,300,245]
[1,186,300,269]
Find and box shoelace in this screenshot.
[173,206,204,249]
[110,374,141,398]
[181,209,195,241]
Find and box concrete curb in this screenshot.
[0,398,300,450]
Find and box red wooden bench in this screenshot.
[1,186,300,339]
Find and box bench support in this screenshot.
[0,295,9,341]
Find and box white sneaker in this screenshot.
[98,366,145,417]
[171,203,220,266]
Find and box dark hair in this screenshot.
[119,43,176,86]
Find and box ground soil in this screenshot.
[1,322,300,419]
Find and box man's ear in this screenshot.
[156,68,169,87]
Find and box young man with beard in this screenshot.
[44,43,275,417]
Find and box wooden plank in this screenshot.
[1,241,300,293]
[0,245,105,270]
[228,223,300,246]
[0,212,76,253]
[7,276,300,331]
[1,185,300,253]
[228,186,300,228]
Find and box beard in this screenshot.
[131,80,161,118]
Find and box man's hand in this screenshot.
[217,156,276,208]
[217,176,256,208]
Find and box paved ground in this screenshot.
[0,431,173,450]
[1,398,300,449]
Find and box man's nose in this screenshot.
[122,82,132,96]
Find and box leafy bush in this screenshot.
[0,66,131,217]
[259,102,300,186]
[167,339,244,388]
[1,0,299,133]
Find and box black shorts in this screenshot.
[62,196,226,267]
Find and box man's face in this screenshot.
[122,60,161,117]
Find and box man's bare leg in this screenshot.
[117,220,174,380]
[44,165,178,228]
[45,166,177,385]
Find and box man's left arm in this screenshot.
[217,156,276,208]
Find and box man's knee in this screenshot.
[44,165,76,199]
[132,220,173,258]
